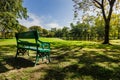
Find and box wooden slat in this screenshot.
[15,31,39,39]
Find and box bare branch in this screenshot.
[93,0,102,7]
[92,1,101,9]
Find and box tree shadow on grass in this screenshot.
[50,49,119,79]
[0,44,35,73]
[5,57,34,69]
[0,42,120,79]
[0,62,9,73]
[78,51,120,65]
[0,45,16,53]
[45,46,120,80]
[67,51,120,79]
[51,52,72,63]
[62,64,114,80]
[0,56,34,73]
[43,68,66,80]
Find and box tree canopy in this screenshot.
[0,0,28,38]
[73,0,120,44]
[0,0,27,19]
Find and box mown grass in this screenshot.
[0,38,120,80]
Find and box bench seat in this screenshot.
[18,46,50,52]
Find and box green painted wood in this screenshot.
[15,30,51,66]
[15,31,39,39]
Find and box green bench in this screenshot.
[15,30,51,66]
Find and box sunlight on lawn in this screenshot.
[0,38,120,80]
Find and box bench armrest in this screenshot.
[38,40,50,49]
[18,40,29,44]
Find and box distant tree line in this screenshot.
[0,24,49,38]
[51,14,120,41]
[0,14,120,41]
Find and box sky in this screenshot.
[18,0,76,30]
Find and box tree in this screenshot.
[55,29,63,38]
[62,26,69,39]
[73,0,120,44]
[42,29,49,37]
[94,16,105,40]
[70,23,90,40]
[0,15,19,38]
[110,14,120,39]
[0,0,28,19]
[70,23,82,40]
[47,31,55,37]
[29,26,42,32]
[0,0,28,38]
[17,24,28,33]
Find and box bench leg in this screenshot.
[27,50,29,56]
[47,52,51,63]
[15,48,19,58]
[44,52,50,63]
[35,53,40,66]
[42,52,50,63]
[34,52,50,65]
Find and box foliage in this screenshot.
[0,0,28,38]
[17,24,28,33]
[42,28,49,37]
[94,16,105,40]
[61,26,69,39]
[110,14,120,39]
[49,14,120,41]
[70,22,90,40]
[0,0,28,19]
[55,29,63,38]
[29,26,42,32]
[72,0,120,44]
[47,31,55,37]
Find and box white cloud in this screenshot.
[18,13,42,28]
[46,23,62,29]
[18,13,62,30]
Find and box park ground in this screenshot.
[0,38,120,80]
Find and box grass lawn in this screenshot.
[0,38,120,80]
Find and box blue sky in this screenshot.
[18,0,76,30]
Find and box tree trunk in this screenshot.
[103,22,110,44]
[1,29,5,39]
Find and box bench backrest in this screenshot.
[15,31,39,44]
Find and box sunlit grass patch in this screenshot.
[0,38,120,80]
[0,39,16,45]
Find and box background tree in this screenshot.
[110,14,120,39]
[42,28,49,37]
[47,31,55,37]
[70,23,82,40]
[94,16,105,40]
[55,29,63,38]
[73,0,120,44]
[17,24,28,33]
[70,22,90,40]
[29,25,43,37]
[62,26,69,40]
[29,26,42,32]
